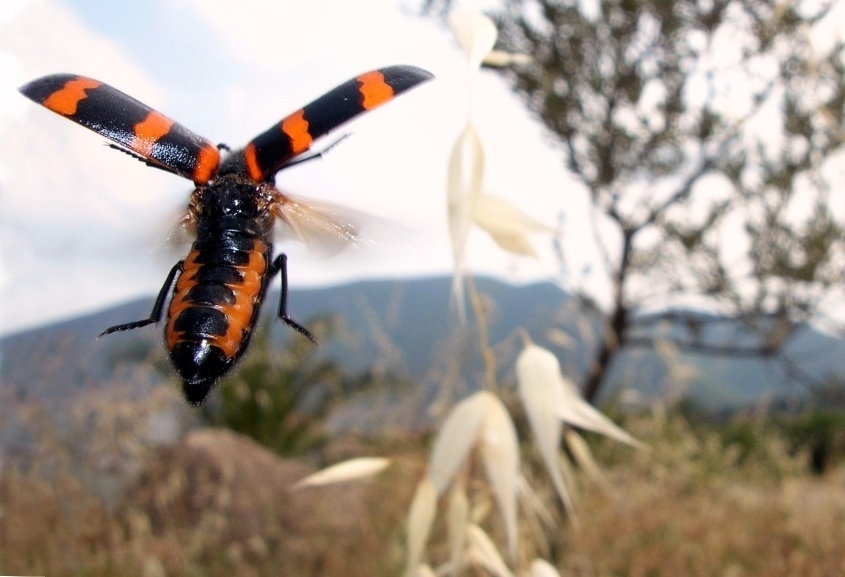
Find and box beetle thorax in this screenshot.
[189,175,275,229]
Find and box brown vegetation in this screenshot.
[1,410,844,576]
[557,414,845,577]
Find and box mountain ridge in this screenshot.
[2,275,843,414]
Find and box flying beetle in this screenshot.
[20,65,434,405]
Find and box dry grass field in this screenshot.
[1,405,843,577]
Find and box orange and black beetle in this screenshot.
[20,65,433,405]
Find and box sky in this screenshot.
[0,0,592,336]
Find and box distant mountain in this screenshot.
[0,276,583,402]
[3,275,844,417]
[5,275,844,505]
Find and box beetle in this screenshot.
[20,65,433,405]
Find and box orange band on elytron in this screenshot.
[357,71,394,110]
[193,144,220,184]
[281,109,313,155]
[243,143,263,182]
[43,77,101,115]
[133,112,174,156]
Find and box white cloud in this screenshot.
[171,0,323,71]
[0,0,184,333]
[0,0,579,336]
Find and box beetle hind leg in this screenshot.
[269,254,318,345]
[99,261,183,337]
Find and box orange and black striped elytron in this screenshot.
[20,65,433,405]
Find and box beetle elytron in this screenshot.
[20,65,433,405]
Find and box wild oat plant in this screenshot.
[305,11,645,577]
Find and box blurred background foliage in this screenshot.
[4,0,845,575]
[427,0,845,408]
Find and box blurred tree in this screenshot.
[427,0,845,403]
[781,409,845,473]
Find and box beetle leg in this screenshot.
[100,261,183,336]
[269,254,318,345]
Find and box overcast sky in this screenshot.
[0,0,596,336]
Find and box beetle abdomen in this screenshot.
[165,232,269,404]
